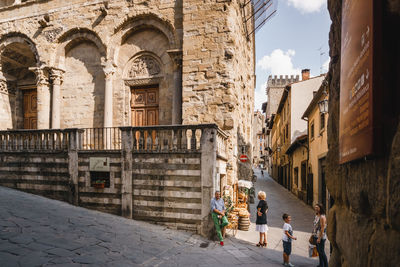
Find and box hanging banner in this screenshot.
[339,0,375,164]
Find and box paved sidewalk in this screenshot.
[0,185,317,266]
[236,169,328,266]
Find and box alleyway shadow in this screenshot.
[233,168,330,263]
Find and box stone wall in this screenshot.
[252,111,265,166]
[131,153,202,232]
[181,0,255,184]
[326,0,400,266]
[0,124,224,238]
[0,151,71,202]
[78,151,122,215]
[62,42,105,128]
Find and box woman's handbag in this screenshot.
[309,235,317,245]
[308,244,319,257]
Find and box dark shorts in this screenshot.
[283,240,292,255]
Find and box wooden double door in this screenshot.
[23,89,37,129]
[131,87,159,126]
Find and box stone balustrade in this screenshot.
[0,124,228,153]
[216,128,228,159]
[120,124,227,153]
[0,128,81,151]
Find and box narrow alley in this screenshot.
[235,169,327,265]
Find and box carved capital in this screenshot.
[30,67,50,86]
[167,49,183,68]
[0,79,16,95]
[102,60,117,79]
[50,68,65,86]
[0,79,7,94]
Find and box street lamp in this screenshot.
[318,99,329,114]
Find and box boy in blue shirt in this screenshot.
[282,213,297,267]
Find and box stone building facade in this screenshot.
[0,0,255,188]
[252,110,265,168]
[269,72,324,189]
[263,74,298,175]
[326,0,400,266]
[302,83,329,209]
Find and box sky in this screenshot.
[254,0,332,111]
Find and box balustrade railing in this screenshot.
[0,125,228,153]
[120,124,228,152]
[81,127,121,150]
[217,128,228,159]
[0,129,70,151]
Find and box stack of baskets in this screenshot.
[239,216,250,231]
[235,206,250,231]
[227,211,239,229]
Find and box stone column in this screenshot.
[120,127,133,218]
[50,68,64,129]
[200,126,218,238]
[102,61,116,128]
[65,128,83,206]
[32,67,50,129]
[167,49,183,125]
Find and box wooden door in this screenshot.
[131,87,159,126]
[23,90,37,129]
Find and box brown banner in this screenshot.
[339,0,374,163]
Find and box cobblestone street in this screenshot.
[0,177,321,267]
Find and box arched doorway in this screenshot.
[0,40,39,129]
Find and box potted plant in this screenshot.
[93,179,106,189]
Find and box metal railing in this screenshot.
[81,127,121,151]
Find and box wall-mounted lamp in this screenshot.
[318,99,329,114]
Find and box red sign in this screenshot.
[239,155,248,162]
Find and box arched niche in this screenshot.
[115,24,175,126]
[54,28,107,69]
[0,33,40,129]
[55,29,107,128]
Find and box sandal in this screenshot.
[263,242,267,247]
[256,242,263,247]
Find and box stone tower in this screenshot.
[182,0,255,185]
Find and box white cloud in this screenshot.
[286,0,325,13]
[257,49,301,75]
[254,81,268,111]
[322,58,330,72]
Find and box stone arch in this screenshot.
[0,32,42,130]
[55,28,106,69]
[111,13,178,63]
[0,32,41,66]
[55,28,107,128]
